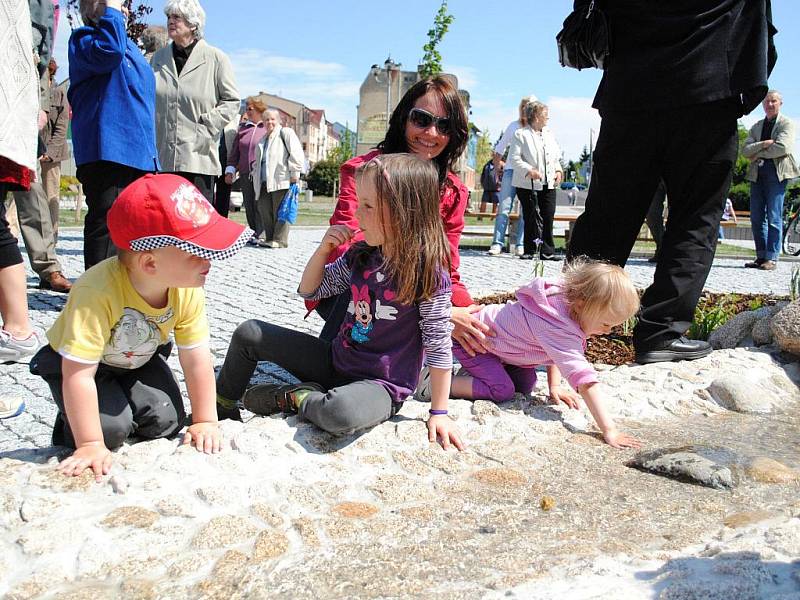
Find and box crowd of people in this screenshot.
[0,1,783,482]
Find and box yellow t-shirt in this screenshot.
[47,257,209,369]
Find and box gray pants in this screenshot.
[31,343,185,449]
[257,186,290,247]
[217,319,396,435]
[241,176,263,239]
[9,179,61,279]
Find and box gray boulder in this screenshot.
[707,375,774,413]
[751,303,787,346]
[770,300,800,356]
[708,306,773,350]
[628,446,737,489]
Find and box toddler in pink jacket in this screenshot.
[450,259,641,448]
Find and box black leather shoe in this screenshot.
[519,254,535,260]
[540,254,561,261]
[744,258,765,268]
[634,336,712,364]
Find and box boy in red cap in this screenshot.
[30,174,252,479]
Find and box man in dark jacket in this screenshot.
[567,0,776,364]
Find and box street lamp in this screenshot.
[371,57,402,132]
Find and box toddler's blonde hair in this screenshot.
[562,258,640,326]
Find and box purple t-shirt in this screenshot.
[304,244,452,402]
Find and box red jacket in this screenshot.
[306,149,473,311]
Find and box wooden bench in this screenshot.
[462,209,740,246]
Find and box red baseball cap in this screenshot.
[108,174,252,260]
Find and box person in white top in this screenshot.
[509,101,563,260]
[487,95,537,256]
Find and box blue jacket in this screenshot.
[67,8,159,171]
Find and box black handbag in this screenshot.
[556,0,611,70]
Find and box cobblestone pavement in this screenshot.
[1,227,793,452]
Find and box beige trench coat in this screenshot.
[151,40,239,176]
[742,113,800,183]
[251,126,305,194]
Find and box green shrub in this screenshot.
[688,298,736,340]
[305,159,340,197]
[59,175,79,195]
[728,181,750,212]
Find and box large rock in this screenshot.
[770,300,800,355]
[628,446,737,489]
[707,376,774,413]
[708,309,764,349]
[751,303,786,346]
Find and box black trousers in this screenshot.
[77,161,147,270]
[167,172,214,204]
[567,100,739,350]
[516,187,557,256]
[0,184,23,268]
[31,343,184,449]
[213,176,231,217]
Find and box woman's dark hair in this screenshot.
[377,76,468,186]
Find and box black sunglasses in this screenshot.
[408,108,452,135]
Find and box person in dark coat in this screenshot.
[567,0,776,364]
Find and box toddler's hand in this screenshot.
[427,415,465,451]
[183,421,222,454]
[319,225,353,253]
[549,385,580,410]
[58,442,112,481]
[602,428,641,449]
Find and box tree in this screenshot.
[327,124,355,165]
[65,0,153,48]
[419,1,455,79]
[579,146,591,164]
[474,127,493,186]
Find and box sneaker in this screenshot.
[0,329,43,363]
[246,238,260,247]
[258,240,281,249]
[0,396,25,419]
[516,245,525,257]
[243,382,325,416]
[487,244,502,256]
[38,271,72,293]
[413,367,432,402]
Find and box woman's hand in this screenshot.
[527,169,542,180]
[427,415,465,451]
[451,305,493,356]
[224,173,234,185]
[554,171,563,185]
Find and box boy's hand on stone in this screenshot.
[602,428,641,449]
[427,415,465,452]
[58,442,112,481]
[184,422,222,454]
[549,385,580,410]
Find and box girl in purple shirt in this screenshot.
[216,154,463,450]
[444,260,641,449]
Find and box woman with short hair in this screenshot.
[509,101,564,260]
[151,0,239,203]
[68,0,159,269]
[251,109,304,248]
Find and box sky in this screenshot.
[52,1,799,161]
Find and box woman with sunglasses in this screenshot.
[310,76,492,355]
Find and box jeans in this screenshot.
[749,160,786,261]
[491,168,524,248]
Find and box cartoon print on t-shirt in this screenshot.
[103,307,173,368]
[349,284,375,343]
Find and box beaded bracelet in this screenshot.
[429,409,448,416]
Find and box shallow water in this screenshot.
[628,409,800,471]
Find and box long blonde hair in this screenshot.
[562,258,640,325]
[355,153,450,304]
